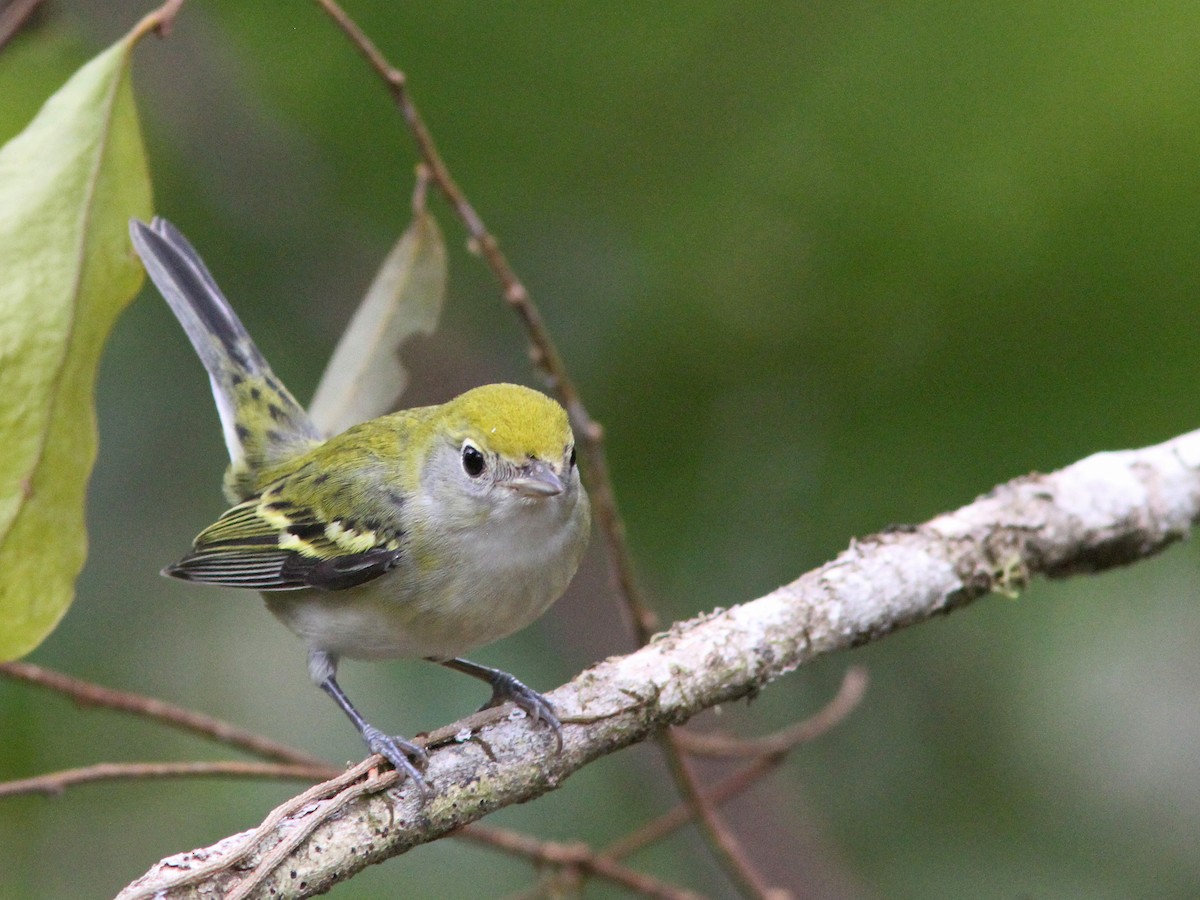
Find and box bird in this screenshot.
[129,216,591,793]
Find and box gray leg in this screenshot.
[436,657,563,752]
[311,649,429,795]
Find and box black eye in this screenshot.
[568,446,577,468]
[461,443,485,477]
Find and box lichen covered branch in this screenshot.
[118,428,1200,899]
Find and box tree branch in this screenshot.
[0,0,46,51]
[118,427,1200,899]
[0,661,329,767]
[456,825,705,900]
[604,667,869,861]
[0,761,338,798]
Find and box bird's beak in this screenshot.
[508,460,565,497]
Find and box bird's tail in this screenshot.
[130,217,321,500]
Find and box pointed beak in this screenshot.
[508,460,565,497]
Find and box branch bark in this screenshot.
[118,427,1200,899]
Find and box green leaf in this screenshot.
[0,34,152,661]
[308,208,447,436]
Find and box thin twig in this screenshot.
[457,824,705,900]
[226,767,401,900]
[311,0,657,644]
[308,5,778,894]
[0,659,584,801]
[606,668,869,860]
[0,661,329,767]
[660,730,783,899]
[673,667,869,759]
[648,669,868,895]
[120,757,391,900]
[0,0,46,51]
[0,760,340,799]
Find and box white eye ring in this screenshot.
[461,441,486,478]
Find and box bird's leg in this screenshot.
[310,649,429,795]
[436,657,563,752]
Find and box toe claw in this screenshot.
[439,659,565,753]
[362,725,431,798]
[483,673,564,754]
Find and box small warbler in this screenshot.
[129,217,591,792]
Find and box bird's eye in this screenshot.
[568,446,577,468]
[461,442,486,477]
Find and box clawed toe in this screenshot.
[481,675,563,753]
[362,725,431,797]
[439,658,565,753]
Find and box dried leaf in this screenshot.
[308,209,447,436]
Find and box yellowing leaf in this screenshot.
[0,33,152,661]
[308,209,447,436]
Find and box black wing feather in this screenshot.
[280,547,404,591]
[163,494,404,592]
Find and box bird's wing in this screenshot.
[165,482,405,592]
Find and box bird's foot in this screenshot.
[361,725,430,798]
[479,671,563,753]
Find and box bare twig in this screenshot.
[310,0,657,645]
[659,730,783,899]
[457,825,705,900]
[120,757,393,900]
[0,658,580,801]
[0,760,340,799]
[606,668,869,861]
[0,0,46,51]
[307,4,774,891]
[0,661,329,767]
[672,667,869,759]
[226,767,401,900]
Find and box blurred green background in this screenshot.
[4,2,1200,897]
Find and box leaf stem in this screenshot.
[129,0,186,44]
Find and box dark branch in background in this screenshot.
[310,3,786,894]
[607,668,869,860]
[309,0,655,645]
[0,761,337,798]
[657,736,779,898]
[114,427,1200,899]
[0,661,569,794]
[456,826,705,900]
[0,0,46,51]
[0,661,327,767]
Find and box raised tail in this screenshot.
[130,217,321,500]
